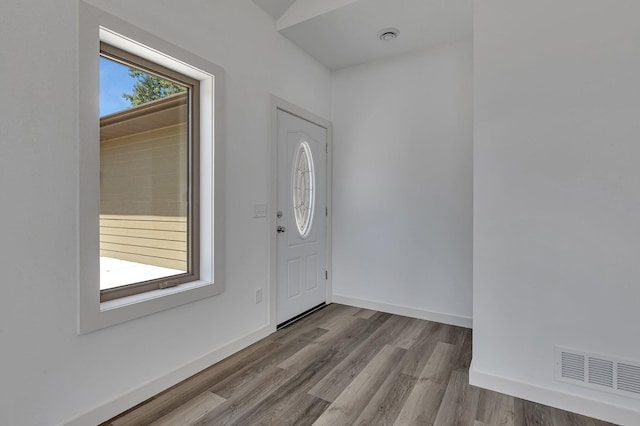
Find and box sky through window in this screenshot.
[99,56,136,117]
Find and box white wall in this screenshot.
[0,1,330,424]
[472,1,640,424]
[331,40,473,327]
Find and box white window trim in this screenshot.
[77,2,225,334]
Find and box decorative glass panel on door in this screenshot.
[291,141,315,238]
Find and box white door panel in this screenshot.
[276,110,327,325]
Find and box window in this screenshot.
[99,43,200,302]
[78,3,224,333]
[292,140,315,238]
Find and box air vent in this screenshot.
[556,346,640,399]
[560,352,585,381]
[618,363,640,395]
[377,28,399,41]
[587,358,614,388]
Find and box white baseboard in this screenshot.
[469,361,640,426]
[332,294,472,329]
[64,324,275,426]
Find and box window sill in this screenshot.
[80,279,224,334]
[100,280,215,312]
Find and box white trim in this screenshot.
[63,324,273,426]
[469,361,640,426]
[77,2,225,333]
[332,294,473,329]
[268,95,333,329]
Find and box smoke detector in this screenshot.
[378,28,399,41]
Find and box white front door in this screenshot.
[276,109,327,325]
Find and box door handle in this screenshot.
[277,226,286,233]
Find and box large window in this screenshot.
[78,3,224,333]
[99,43,199,302]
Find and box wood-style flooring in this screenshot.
[102,304,616,426]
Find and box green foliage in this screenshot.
[122,68,186,107]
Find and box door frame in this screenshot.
[268,95,333,330]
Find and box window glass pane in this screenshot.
[99,55,190,290]
[99,56,136,116]
[291,141,315,238]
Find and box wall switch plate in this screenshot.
[253,204,267,218]
[255,288,263,304]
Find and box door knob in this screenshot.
[277,226,286,233]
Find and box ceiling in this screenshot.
[252,0,297,20]
[252,0,472,71]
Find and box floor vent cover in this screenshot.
[556,346,640,399]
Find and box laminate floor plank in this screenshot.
[434,370,481,426]
[149,391,225,426]
[232,353,345,426]
[400,321,454,377]
[227,337,350,426]
[315,305,361,330]
[390,317,429,350]
[278,340,347,373]
[518,400,550,426]
[354,308,376,319]
[278,315,373,373]
[516,400,616,426]
[109,339,276,426]
[394,341,457,425]
[553,409,603,426]
[236,392,329,426]
[209,334,311,399]
[475,388,515,426]
[352,370,417,425]
[238,341,353,426]
[513,397,526,426]
[450,327,473,370]
[362,313,413,347]
[548,401,616,426]
[312,315,361,343]
[308,312,400,402]
[312,345,406,425]
[102,304,618,426]
[271,325,329,347]
[192,367,295,426]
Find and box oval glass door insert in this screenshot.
[291,140,315,238]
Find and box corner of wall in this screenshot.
[64,324,274,425]
[469,362,640,426]
[332,294,472,329]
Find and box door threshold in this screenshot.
[277,303,327,330]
